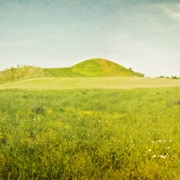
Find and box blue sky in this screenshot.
[0,0,180,77]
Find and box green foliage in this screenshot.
[157,76,180,80]
[0,88,179,179]
[158,75,165,78]
[44,58,145,77]
[171,76,178,79]
[0,65,43,84]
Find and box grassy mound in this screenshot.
[43,68,82,77]
[44,58,144,77]
[71,58,144,77]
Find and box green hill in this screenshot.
[44,58,144,77]
[42,68,82,77]
[0,58,144,84]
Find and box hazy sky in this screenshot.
[0,0,180,77]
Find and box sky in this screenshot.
[0,0,180,77]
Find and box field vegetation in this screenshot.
[0,77,180,90]
[0,65,43,84]
[0,88,180,179]
[0,58,179,179]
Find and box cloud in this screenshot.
[159,3,180,22]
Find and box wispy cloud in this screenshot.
[159,3,180,22]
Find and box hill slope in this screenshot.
[44,58,144,77]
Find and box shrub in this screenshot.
[0,65,43,84]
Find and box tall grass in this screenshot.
[0,88,179,179]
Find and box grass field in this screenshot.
[0,79,180,179]
[0,77,180,90]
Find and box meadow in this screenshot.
[0,77,180,90]
[0,87,180,179]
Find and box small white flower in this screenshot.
[157,140,162,143]
[147,149,152,152]
[152,154,156,158]
[170,140,172,142]
[159,155,166,159]
[166,147,170,149]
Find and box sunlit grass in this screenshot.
[0,77,180,90]
[0,88,179,179]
